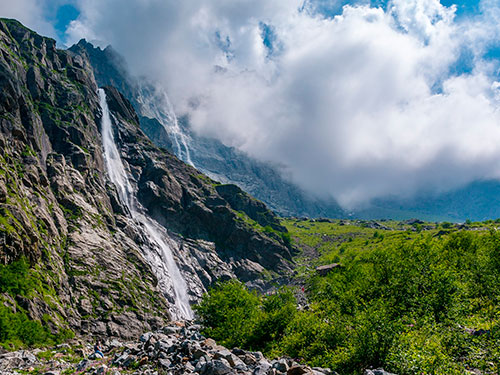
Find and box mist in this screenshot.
[65,0,500,208]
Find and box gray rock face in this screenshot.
[102,85,294,282]
[0,18,170,337]
[0,18,295,339]
[0,351,37,371]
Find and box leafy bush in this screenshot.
[194,280,261,348]
[195,280,298,351]
[196,229,500,374]
[0,258,74,349]
[0,257,35,296]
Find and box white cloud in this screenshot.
[66,0,500,207]
[0,0,58,39]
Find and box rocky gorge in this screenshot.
[0,17,293,340]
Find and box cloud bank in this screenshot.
[0,0,57,39]
[66,0,500,207]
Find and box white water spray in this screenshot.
[137,84,194,167]
[99,88,193,319]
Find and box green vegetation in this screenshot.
[0,258,74,349]
[194,280,297,353]
[196,219,500,374]
[234,211,289,245]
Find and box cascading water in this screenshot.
[136,84,195,167]
[99,88,193,320]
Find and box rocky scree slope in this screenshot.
[0,321,371,375]
[0,18,292,340]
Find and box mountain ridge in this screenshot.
[0,18,293,343]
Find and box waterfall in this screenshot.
[136,84,195,167]
[99,88,193,320]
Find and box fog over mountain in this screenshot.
[5,0,500,209]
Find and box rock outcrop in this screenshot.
[0,18,293,339]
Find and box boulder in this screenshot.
[315,264,342,276]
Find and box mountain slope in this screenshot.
[0,18,292,343]
[358,180,500,222]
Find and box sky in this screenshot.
[2,0,500,208]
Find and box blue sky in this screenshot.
[49,0,497,70]
[54,4,79,42]
[50,1,484,43]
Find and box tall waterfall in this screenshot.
[136,84,194,167]
[99,88,193,320]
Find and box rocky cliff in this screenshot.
[0,18,292,341]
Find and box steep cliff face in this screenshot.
[0,18,170,339]
[101,86,293,278]
[0,18,292,340]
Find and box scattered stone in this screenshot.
[201,359,233,375]
[273,359,289,372]
[76,359,89,372]
[158,358,171,368]
[95,364,108,375]
[0,322,334,375]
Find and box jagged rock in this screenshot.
[200,359,233,375]
[364,369,397,375]
[76,359,89,371]
[287,365,311,375]
[253,362,272,375]
[273,359,289,373]
[312,367,336,375]
[0,351,38,370]
[158,358,171,368]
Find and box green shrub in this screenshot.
[197,228,500,374]
[0,257,35,296]
[0,258,73,349]
[194,280,261,348]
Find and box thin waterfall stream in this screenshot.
[99,88,193,320]
[136,85,194,167]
